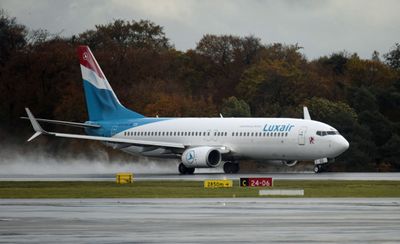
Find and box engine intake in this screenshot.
[181,147,222,168]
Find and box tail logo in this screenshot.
[83,52,88,60]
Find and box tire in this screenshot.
[187,167,195,175]
[178,163,195,175]
[314,165,320,173]
[223,162,240,174]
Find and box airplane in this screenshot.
[23,45,349,174]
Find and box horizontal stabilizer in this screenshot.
[20,117,100,128]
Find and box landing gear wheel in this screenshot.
[314,165,324,173]
[178,163,195,175]
[223,162,240,174]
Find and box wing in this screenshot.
[24,108,184,149]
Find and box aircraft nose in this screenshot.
[333,136,349,155]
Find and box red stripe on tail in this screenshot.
[77,45,105,79]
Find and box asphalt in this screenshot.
[0,198,399,243]
[0,172,399,181]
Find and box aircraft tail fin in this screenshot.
[77,45,144,121]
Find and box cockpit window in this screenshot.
[316,130,339,136]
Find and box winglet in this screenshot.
[303,106,311,120]
[25,108,46,141]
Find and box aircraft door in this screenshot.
[298,126,307,145]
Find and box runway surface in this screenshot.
[0,172,399,181]
[0,198,399,243]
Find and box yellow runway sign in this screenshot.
[116,172,133,184]
[204,180,233,188]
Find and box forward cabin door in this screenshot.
[298,126,307,145]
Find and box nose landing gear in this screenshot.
[314,158,329,173]
[314,164,324,173]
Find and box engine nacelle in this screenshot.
[181,147,222,168]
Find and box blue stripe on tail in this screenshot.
[83,80,144,121]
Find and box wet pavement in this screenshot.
[0,172,399,181]
[0,198,399,243]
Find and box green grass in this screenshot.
[0,180,399,198]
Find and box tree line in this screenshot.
[1,10,399,171]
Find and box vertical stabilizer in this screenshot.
[77,45,144,121]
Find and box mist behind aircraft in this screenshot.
[0,146,178,175]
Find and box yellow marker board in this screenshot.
[204,180,233,188]
[116,172,133,184]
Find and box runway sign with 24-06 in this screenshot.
[240,178,273,187]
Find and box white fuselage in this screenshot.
[111,117,349,161]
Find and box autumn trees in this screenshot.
[1,11,400,171]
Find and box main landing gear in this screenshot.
[178,163,195,175]
[223,162,240,174]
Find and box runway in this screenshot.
[0,172,399,181]
[0,198,399,243]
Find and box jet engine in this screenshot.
[181,147,222,168]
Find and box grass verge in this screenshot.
[0,180,399,198]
